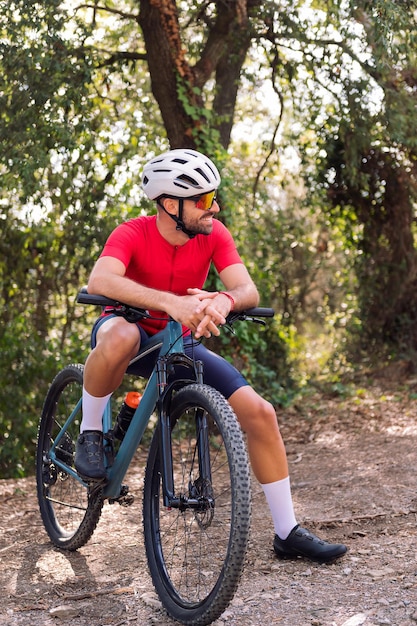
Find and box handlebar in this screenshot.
[76,287,275,322]
[77,287,141,309]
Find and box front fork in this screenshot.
[157,356,213,510]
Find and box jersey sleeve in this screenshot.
[211,220,244,273]
[99,220,139,268]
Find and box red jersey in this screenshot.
[100,215,243,334]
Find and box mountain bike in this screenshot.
[36,288,274,625]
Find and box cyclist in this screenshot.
[76,148,347,564]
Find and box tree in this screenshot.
[295,1,417,351]
[138,0,259,150]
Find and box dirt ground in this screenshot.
[2,368,417,626]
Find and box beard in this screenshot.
[182,212,216,236]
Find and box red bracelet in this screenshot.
[219,291,235,311]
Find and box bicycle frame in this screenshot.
[49,315,206,504]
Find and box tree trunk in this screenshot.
[138,0,199,148]
[138,0,259,150]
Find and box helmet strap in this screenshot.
[157,198,197,239]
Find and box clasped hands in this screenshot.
[174,288,232,339]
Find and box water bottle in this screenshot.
[113,391,141,441]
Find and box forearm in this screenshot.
[217,264,260,313]
[220,283,259,312]
[88,271,178,314]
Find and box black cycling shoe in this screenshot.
[273,525,347,563]
[75,430,106,480]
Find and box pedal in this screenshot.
[118,493,135,507]
[109,485,135,507]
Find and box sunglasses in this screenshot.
[188,190,216,211]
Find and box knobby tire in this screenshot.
[143,383,251,625]
[36,364,103,550]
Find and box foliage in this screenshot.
[293,1,417,353]
[0,304,92,477]
[0,0,93,198]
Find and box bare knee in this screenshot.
[248,397,278,435]
[95,318,140,362]
[228,387,279,437]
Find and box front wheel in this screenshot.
[143,383,251,625]
[36,364,104,550]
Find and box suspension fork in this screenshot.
[157,357,174,508]
[195,405,213,492]
[193,360,213,491]
[157,357,212,508]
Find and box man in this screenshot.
[75,148,347,563]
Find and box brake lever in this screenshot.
[249,317,266,326]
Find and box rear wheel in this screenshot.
[143,383,251,625]
[36,364,103,550]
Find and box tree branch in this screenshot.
[251,49,284,208]
[95,50,147,68]
[75,3,139,21]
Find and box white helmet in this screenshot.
[141,149,221,200]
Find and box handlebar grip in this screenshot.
[76,288,149,321]
[226,307,275,324]
[243,307,275,317]
[76,288,120,307]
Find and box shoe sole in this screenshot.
[75,469,108,483]
[273,546,347,564]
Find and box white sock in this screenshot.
[261,476,298,540]
[80,387,112,433]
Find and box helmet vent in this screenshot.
[195,167,210,184]
[177,174,200,188]
[173,181,191,190]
